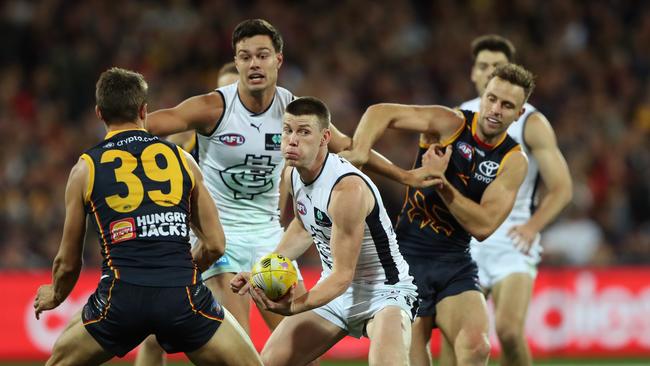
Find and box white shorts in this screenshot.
[312,282,418,338]
[197,226,303,281]
[470,239,540,290]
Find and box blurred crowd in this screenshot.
[1,0,649,269]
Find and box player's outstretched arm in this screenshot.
[509,112,573,251]
[146,92,224,137]
[34,158,88,319]
[289,175,371,314]
[433,147,529,241]
[184,150,226,271]
[343,103,463,167]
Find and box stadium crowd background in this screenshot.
[1,0,649,269]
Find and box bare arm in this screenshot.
[330,122,440,187]
[509,112,573,249]
[146,92,224,137]
[346,103,464,166]
[184,150,226,271]
[34,159,88,318]
[278,166,294,229]
[289,175,371,314]
[431,148,529,241]
[276,168,313,259]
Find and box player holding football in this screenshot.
[232,97,424,366]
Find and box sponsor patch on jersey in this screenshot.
[102,142,115,149]
[265,133,282,151]
[110,218,136,243]
[314,207,332,227]
[478,160,499,178]
[456,142,473,161]
[218,133,245,146]
[296,201,307,216]
[213,255,230,266]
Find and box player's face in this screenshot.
[477,77,525,141]
[471,50,509,96]
[281,113,328,168]
[217,72,239,88]
[234,35,283,93]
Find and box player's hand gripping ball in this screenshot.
[251,253,298,300]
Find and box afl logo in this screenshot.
[296,201,307,216]
[478,160,499,178]
[218,133,245,146]
[456,142,473,161]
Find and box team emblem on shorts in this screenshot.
[109,218,136,243]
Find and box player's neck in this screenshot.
[473,129,505,148]
[238,84,276,114]
[105,120,143,133]
[297,149,328,185]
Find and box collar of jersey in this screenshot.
[471,114,507,150]
[104,128,147,140]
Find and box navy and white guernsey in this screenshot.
[196,82,294,233]
[291,153,414,286]
[396,110,522,256]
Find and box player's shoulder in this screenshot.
[275,84,295,102]
[459,97,480,111]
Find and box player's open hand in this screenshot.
[34,284,60,320]
[249,285,295,316]
[406,166,445,188]
[508,224,540,254]
[230,272,252,295]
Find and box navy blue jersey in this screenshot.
[81,129,198,286]
[396,110,521,256]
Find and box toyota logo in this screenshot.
[478,161,500,177]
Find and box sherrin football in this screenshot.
[251,253,298,300]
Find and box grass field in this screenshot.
[2,360,650,365]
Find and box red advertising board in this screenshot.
[1,267,649,361]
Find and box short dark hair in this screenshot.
[232,19,283,53]
[488,64,536,102]
[285,97,331,130]
[471,35,516,62]
[96,67,147,123]
[218,62,238,78]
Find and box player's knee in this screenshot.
[260,344,291,366]
[495,322,525,349]
[457,330,490,361]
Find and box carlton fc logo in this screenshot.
[220,154,276,199]
[478,160,499,178]
[218,133,245,146]
[456,142,473,161]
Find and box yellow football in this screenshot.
[251,253,298,300]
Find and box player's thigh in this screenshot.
[435,290,489,343]
[262,310,347,366]
[492,272,534,328]
[133,335,166,366]
[366,306,411,366]
[185,309,262,366]
[47,314,113,366]
[204,272,251,331]
[258,279,308,330]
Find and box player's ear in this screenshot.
[95,106,103,121]
[276,52,283,69]
[321,128,331,147]
[139,103,147,120]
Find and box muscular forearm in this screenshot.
[436,184,504,241]
[276,219,314,260]
[351,105,392,157]
[526,186,572,233]
[191,240,223,272]
[51,256,82,305]
[291,271,352,314]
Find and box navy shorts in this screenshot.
[82,276,223,357]
[403,251,480,321]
